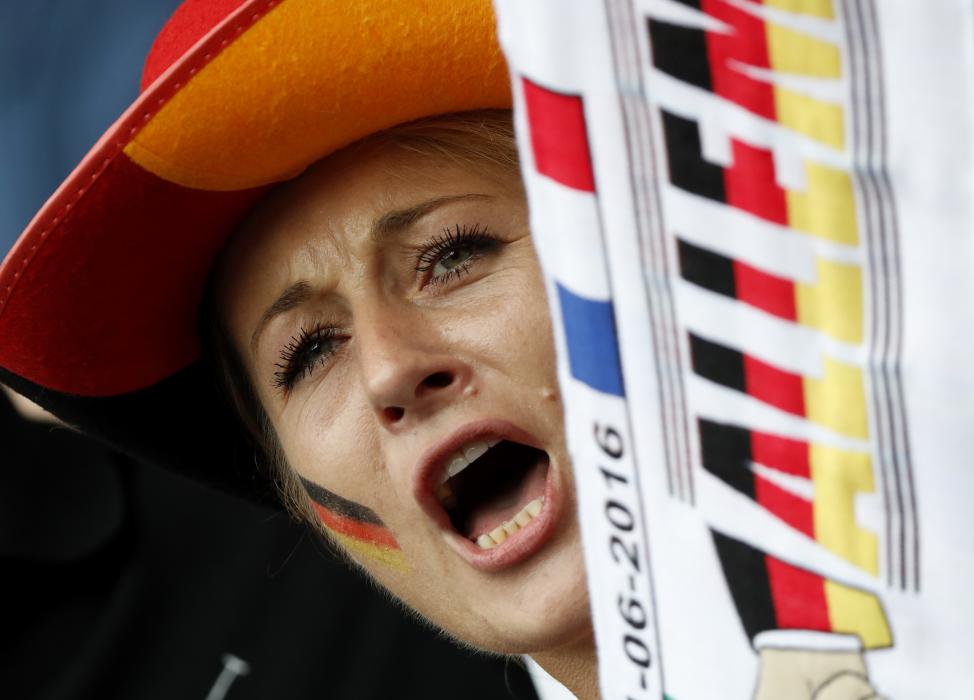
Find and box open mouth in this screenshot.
[435,439,550,550]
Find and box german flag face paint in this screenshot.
[301,477,407,573]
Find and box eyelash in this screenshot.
[274,223,499,393]
[273,322,342,392]
[413,223,499,287]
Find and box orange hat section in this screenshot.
[124,0,512,191]
[140,0,250,91]
[0,0,511,397]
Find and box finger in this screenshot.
[812,670,879,700]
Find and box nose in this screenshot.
[355,306,471,429]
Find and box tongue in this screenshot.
[466,453,548,539]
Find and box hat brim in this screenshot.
[0,0,511,398]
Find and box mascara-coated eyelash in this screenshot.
[414,223,500,286]
[273,322,342,392]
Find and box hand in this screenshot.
[814,670,883,699]
[753,647,881,700]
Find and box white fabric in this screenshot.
[525,656,578,700]
[494,1,974,697]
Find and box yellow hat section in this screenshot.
[125,0,511,191]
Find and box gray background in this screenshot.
[1,0,182,255]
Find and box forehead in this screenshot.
[215,140,519,328]
[226,145,424,274]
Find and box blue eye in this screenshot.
[274,323,342,392]
[415,223,500,286]
[432,242,479,275]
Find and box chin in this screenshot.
[443,517,592,656]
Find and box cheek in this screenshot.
[459,259,556,368]
[279,393,410,572]
[494,266,558,384]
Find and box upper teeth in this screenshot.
[440,438,501,485]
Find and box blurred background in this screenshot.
[1,0,182,254]
[0,3,543,698]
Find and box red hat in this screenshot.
[0,0,511,502]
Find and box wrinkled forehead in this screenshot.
[218,145,393,284]
[212,139,521,341]
[214,145,405,324]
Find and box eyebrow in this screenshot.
[370,193,493,241]
[250,280,312,355]
[250,193,494,356]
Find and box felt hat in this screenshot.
[0,0,512,503]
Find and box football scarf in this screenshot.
[494,1,974,697]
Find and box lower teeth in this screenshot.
[474,497,544,549]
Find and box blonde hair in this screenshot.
[204,109,520,527]
[365,109,519,177]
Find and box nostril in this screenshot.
[421,371,454,389]
[383,406,405,423]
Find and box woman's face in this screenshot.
[218,137,590,654]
